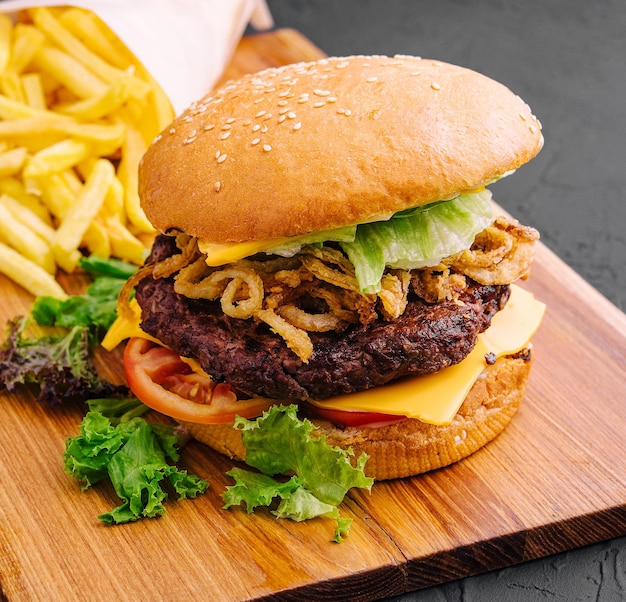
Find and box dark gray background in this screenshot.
[264,1,626,600]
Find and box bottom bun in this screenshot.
[179,350,533,480]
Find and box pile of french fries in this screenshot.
[0,6,174,299]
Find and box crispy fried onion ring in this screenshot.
[445,216,539,285]
[144,216,537,362]
[255,308,314,361]
[175,260,264,319]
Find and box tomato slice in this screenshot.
[123,337,275,424]
[307,405,406,428]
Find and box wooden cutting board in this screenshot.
[1,29,626,602]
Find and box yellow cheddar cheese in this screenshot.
[308,284,545,424]
[198,237,295,267]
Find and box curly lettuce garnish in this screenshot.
[64,408,208,524]
[222,405,373,542]
[0,319,126,405]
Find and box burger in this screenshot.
[104,55,546,480]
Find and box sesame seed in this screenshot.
[217,153,228,163]
[529,125,537,133]
[366,76,378,83]
[297,97,309,104]
[220,131,231,140]
[226,117,236,124]
[337,108,345,114]
[278,107,290,114]
[251,137,261,145]
[203,123,215,131]
[519,112,527,121]
[263,144,272,152]
[221,124,231,130]
[344,109,352,116]
[243,119,252,126]
[278,115,286,123]
[313,89,331,96]
[287,111,296,119]
[214,181,221,192]
[411,71,421,76]
[252,124,261,132]
[327,97,337,103]
[277,99,289,106]
[261,125,268,133]
[313,101,325,108]
[255,110,266,118]
[431,82,441,90]
[254,97,264,104]
[169,127,176,134]
[293,122,302,131]
[263,113,273,120]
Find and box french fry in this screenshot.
[58,167,82,195]
[7,24,46,74]
[0,177,52,224]
[0,14,12,74]
[21,73,47,109]
[102,214,146,265]
[116,123,153,233]
[57,8,133,70]
[0,202,55,273]
[0,94,73,121]
[28,7,150,101]
[77,159,125,220]
[23,139,90,178]
[104,175,126,220]
[36,171,75,218]
[0,147,28,178]
[0,117,125,154]
[0,193,55,243]
[0,71,25,104]
[31,45,107,99]
[52,158,114,272]
[0,241,66,299]
[53,69,134,121]
[82,216,111,258]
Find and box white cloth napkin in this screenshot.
[0,0,273,114]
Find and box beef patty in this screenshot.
[135,235,510,401]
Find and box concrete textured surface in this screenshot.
[265,1,626,600]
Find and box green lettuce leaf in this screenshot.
[64,411,209,524]
[222,405,373,541]
[265,225,357,257]
[31,255,137,337]
[341,190,494,293]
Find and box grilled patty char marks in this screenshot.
[135,234,510,401]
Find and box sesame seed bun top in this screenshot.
[139,55,543,244]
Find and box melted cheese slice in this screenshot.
[102,284,545,426]
[199,237,296,267]
[307,284,545,425]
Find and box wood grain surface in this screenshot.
[1,29,625,602]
